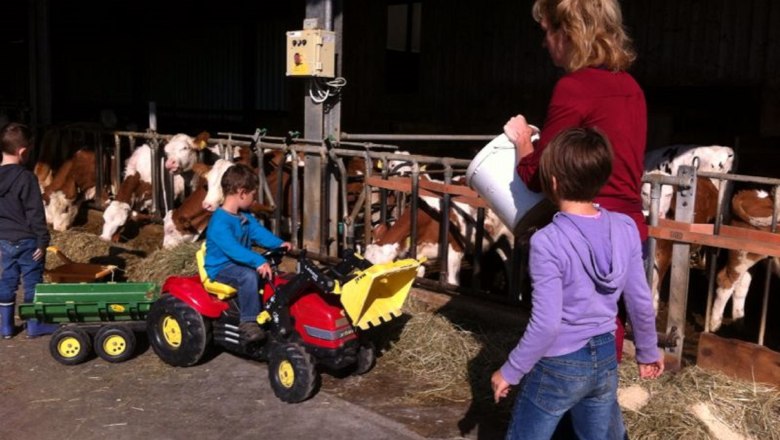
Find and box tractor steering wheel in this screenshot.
[262,247,287,269]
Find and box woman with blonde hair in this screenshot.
[503,0,648,438]
[506,0,645,242]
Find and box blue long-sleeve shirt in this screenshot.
[500,209,659,385]
[204,207,284,280]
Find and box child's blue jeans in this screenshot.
[214,263,263,322]
[0,239,44,304]
[506,333,621,440]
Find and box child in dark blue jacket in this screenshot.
[0,122,58,338]
[204,164,292,342]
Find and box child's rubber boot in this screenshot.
[0,304,15,339]
[25,319,59,338]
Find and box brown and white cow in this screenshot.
[100,135,201,242]
[42,149,100,231]
[162,184,211,249]
[200,146,254,212]
[363,177,512,286]
[34,124,95,192]
[642,145,734,219]
[162,181,275,249]
[711,189,779,332]
[163,147,272,249]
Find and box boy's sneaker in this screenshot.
[239,322,266,342]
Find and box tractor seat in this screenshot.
[196,244,237,300]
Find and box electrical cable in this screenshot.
[308,77,347,104]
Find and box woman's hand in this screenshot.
[503,114,536,160]
[491,370,511,403]
[280,241,293,252]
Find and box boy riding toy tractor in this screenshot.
[146,245,421,403]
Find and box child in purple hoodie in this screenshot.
[491,128,663,440]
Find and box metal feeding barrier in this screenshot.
[55,126,520,301]
[644,167,780,385]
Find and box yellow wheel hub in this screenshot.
[57,336,82,359]
[102,335,127,356]
[278,360,295,388]
[162,316,182,348]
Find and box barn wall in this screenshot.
[341,0,780,155]
[47,0,303,133]
[0,1,31,116]
[3,0,778,155]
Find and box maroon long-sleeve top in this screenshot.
[517,67,648,240]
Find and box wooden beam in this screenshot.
[649,219,780,257]
[364,176,490,208]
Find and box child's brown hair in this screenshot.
[538,127,613,203]
[1,122,33,155]
[220,163,259,196]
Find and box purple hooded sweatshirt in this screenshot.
[500,208,659,385]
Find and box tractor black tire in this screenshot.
[353,341,376,375]
[49,326,92,366]
[147,294,212,367]
[95,325,137,363]
[268,342,318,403]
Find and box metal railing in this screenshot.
[74,128,510,300]
[643,168,780,367]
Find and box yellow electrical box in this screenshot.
[286,29,336,78]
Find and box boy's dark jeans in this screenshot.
[0,239,44,305]
[214,263,263,322]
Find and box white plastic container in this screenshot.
[466,134,545,230]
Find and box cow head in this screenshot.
[100,200,132,242]
[202,159,235,211]
[162,211,198,249]
[164,134,201,174]
[364,243,401,266]
[386,151,412,176]
[641,170,675,218]
[46,191,80,232]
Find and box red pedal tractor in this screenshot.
[146,247,420,403]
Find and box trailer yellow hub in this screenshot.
[162,316,182,348]
[102,335,127,355]
[278,360,295,388]
[57,336,82,359]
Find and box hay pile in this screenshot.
[376,297,520,402]
[45,229,146,282]
[380,309,481,400]
[46,228,198,284]
[619,361,780,439]
[48,230,114,263]
[377,298,780,437]
[126,242,199,283]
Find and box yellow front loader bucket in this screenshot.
[337,258,421,330]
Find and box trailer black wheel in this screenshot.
[353,341,376,375]
[147,294,211,367]
[268,342,318,403]
[95,325,136,363]
[49,326,92,365]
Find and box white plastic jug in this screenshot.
[466,134,545,230]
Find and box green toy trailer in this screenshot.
[18,282,159,365]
